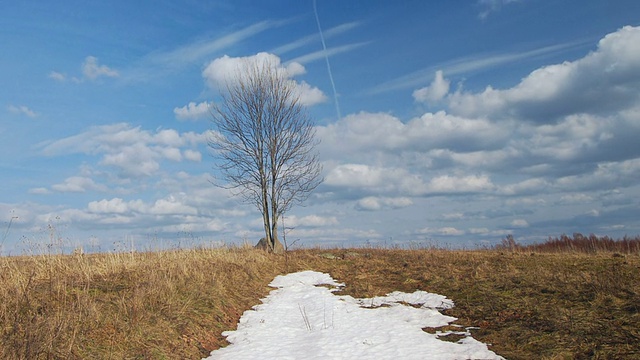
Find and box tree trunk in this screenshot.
[271,221,283,253]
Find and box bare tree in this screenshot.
[209,60,322,253]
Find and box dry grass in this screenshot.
[0,247,286,359]
[516,233,640,254]
[1,242,639,359]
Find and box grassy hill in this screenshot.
[1,236,639,359]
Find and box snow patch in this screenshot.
[205,270,504,359]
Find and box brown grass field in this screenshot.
[1,235,639,359]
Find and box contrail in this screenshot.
[313,0,342,121]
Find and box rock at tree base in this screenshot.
[255,237,285,253]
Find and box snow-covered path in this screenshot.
[204,270,504,360]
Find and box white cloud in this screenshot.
[317,111,509,158]
[510,219,529,228]
[442,212,465,220]
[413,70,450,104]
[408,111,508,151]
[174,101,211,121]
[51,176,107,193]
[284,215,339,228]
[439,227,466,236]
[82,56,119,80]
[87,195,197,218]
[426,174,495,194]
[555,158,640,192]
[355,197,413,211]
[161,147,182,162]
[100,143,160,177]
[204,52,303,86]
[48,71,66,82]
[154,129,183,147]
[150,196,198,215]
[470,228,490,235]
[183,149,202,162]
[324,164,387,188]
[41,123,206,178]
[559,193,593,204]
[292,81,327,107]
[499,178,549,196]
[448,26,640,122]
[7,104,37,118]
[324,163,427,196]
[416,227,465,236]
[324,163,495,197]
[88,198,134,214]
[316,112,407,154]
[202,52,326,106]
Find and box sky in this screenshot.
[204,270,504,359]
[1,0,640,254]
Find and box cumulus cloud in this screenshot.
[202,52,326,106]
[448,26,640,123]
[316,112,407,154]
[324,162,496,197]
[317,110,509,158]
[100,142,161,177]
[292,81,327,107]
[183,149,202,162]
[426,174,495,194]
[88,195,197,217]
[554,158,640,192]
[88,198,137,214]
[284,215,339,228]
[82,56,119,80]
[150,195,198,215]
[174,101,211,121]
[558,193,593,204]
[510,219,529,228]
[41,123,206,178]
[26,172,245,241]
[355,196,413,211]
[413,70,450,104]
[51,176,107,193]
[499,178,549,196]
[324,163,428,196]
[416,226,465,236]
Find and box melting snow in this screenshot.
[204,270,504,359]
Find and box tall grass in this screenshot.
[497,233,640,254]
[0,247,295,359]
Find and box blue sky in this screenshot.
[2,0,640,253]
